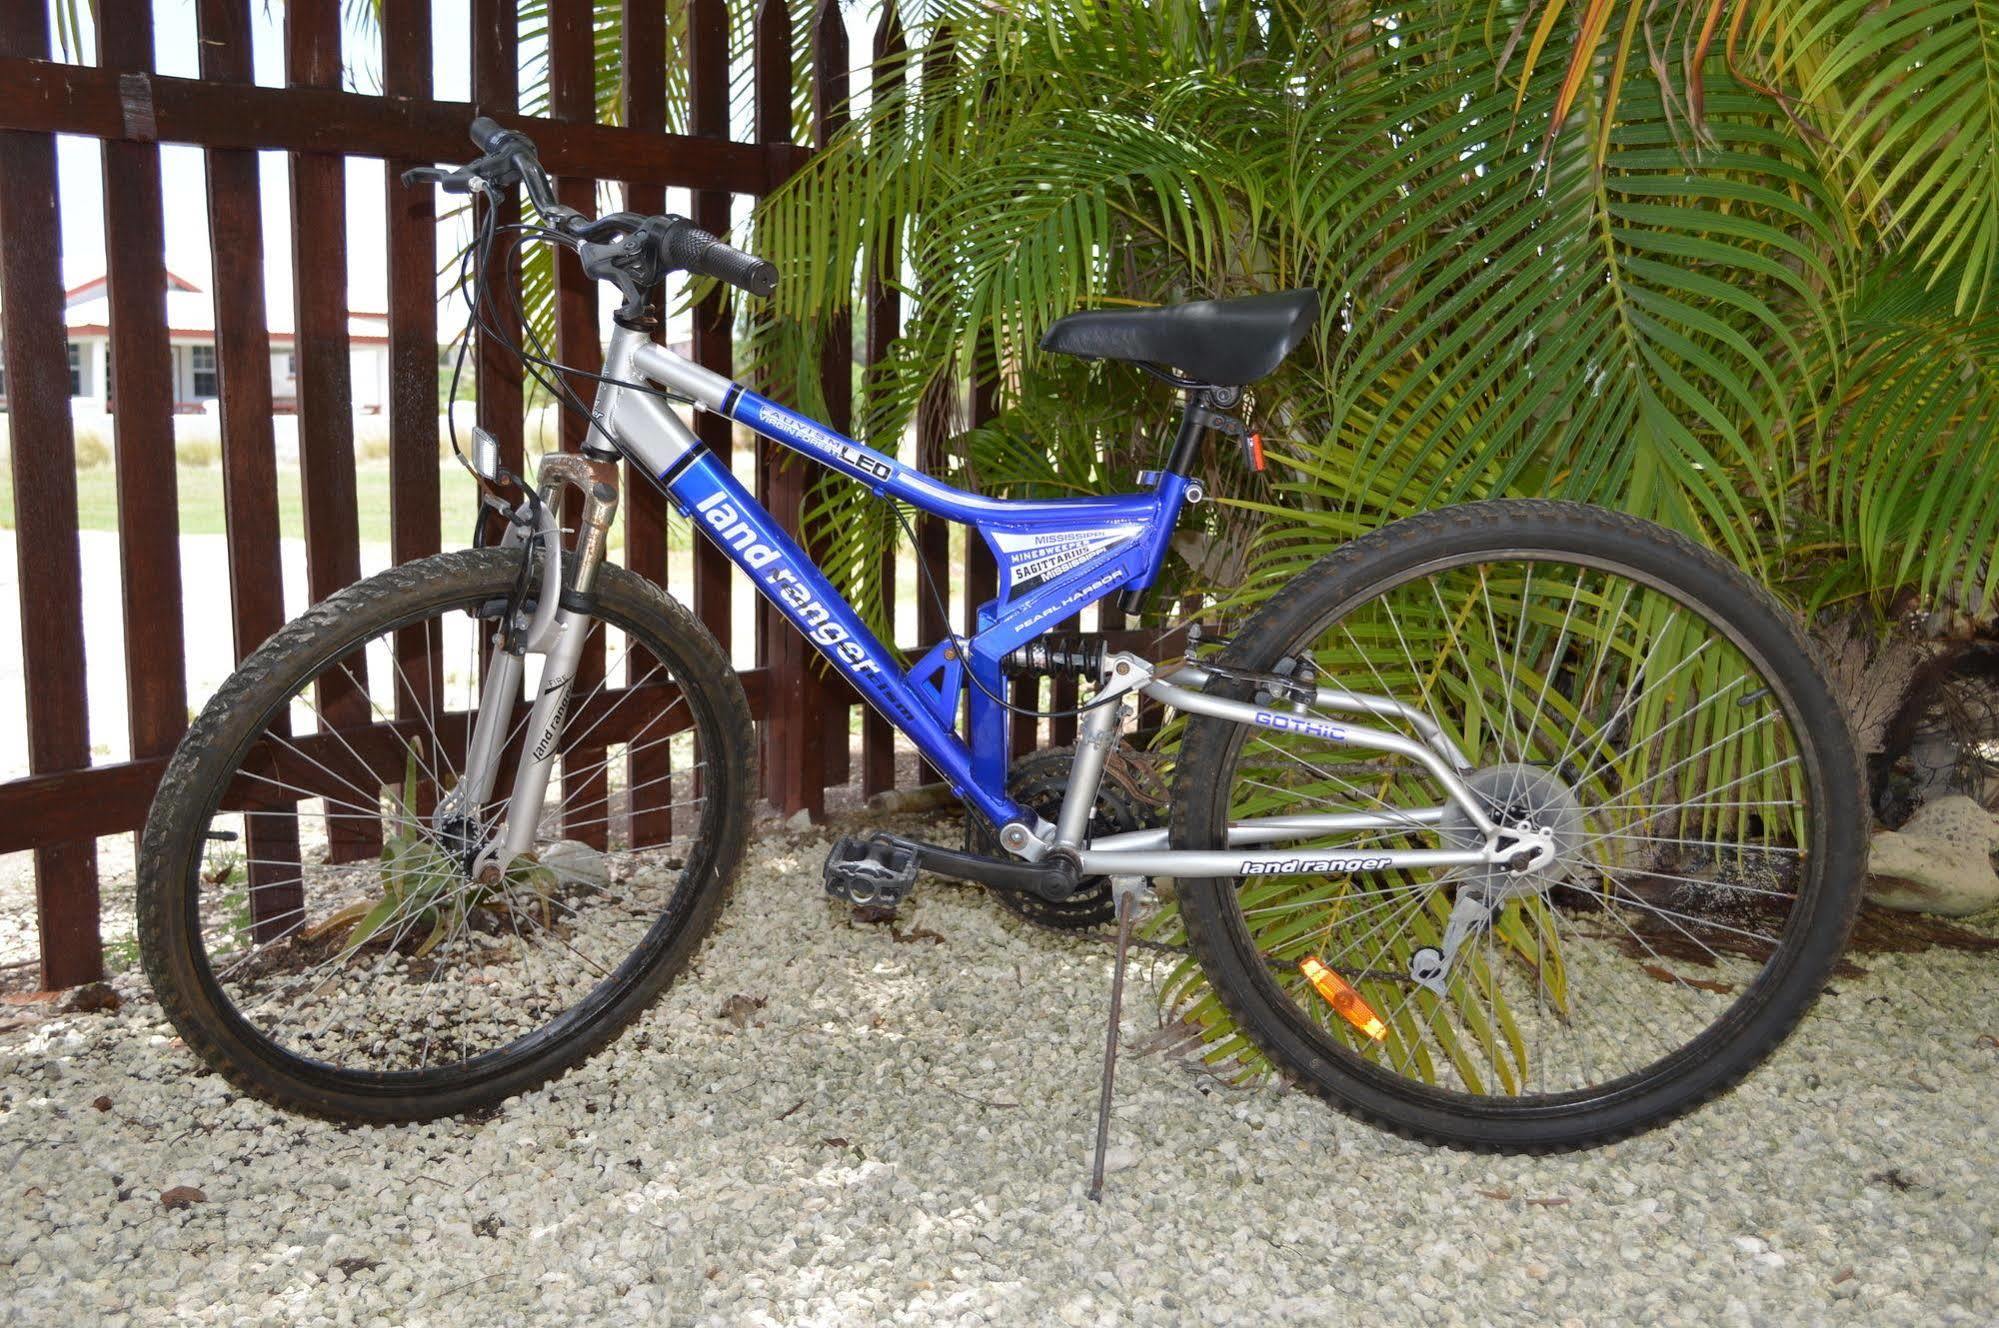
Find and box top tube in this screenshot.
[627,338,1163,527]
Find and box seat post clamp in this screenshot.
[1189,402,1247,439]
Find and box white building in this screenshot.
[0,270,391,416]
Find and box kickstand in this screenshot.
[1088,875,1147,1202]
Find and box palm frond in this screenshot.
[1773,0,1999,312]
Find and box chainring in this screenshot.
[966,745,1165,930]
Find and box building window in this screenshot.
[191,344,218,398]
[68,343,83,396]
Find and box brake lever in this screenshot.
[399,165,455,189]
[399,162,492,195]
[399,148,524,196]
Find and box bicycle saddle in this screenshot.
[1038,288,1320,386]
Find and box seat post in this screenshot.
[1113,386,1229,617]
[1161,387,1213,478]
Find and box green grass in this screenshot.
[0,460,717,558]
[0,460,481,544]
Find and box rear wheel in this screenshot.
[138,549,755,1122]
[1175,501,1865,1150]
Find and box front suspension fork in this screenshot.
[450,452,622,867]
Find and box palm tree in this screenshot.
[744,0,1996,636]
[733,0,1997,1077]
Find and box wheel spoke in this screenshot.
[1194,540,1842,1126]
[159,562,732,1089]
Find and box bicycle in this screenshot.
[138,120,1867,1190]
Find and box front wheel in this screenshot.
[1174,500,1865,1151]
[138,549,755,1123]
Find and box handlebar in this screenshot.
[467,115,519,156]
[661,221,781,299]
[401,119,779,304]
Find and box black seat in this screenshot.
[1038,288,1320,386]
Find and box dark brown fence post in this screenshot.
[472,0,525,484]
[813,0,854,794]
[688,0,735,662]
[382,0,443,815]
[99,0,189,770]
[860,1,906,798]
[623,0,673,848]
[199,0,299,942]
[911,25,955,789]
[286,2,378,865]
[966,335,1003,750]
[550,0,610,850]
[755,0,829,818]
[0,1,99,989]
[382,0,440,574]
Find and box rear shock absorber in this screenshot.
[1001,635,1107,678]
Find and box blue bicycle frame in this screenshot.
[592,326,1193,833]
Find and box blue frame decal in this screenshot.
[658,386,1191,825]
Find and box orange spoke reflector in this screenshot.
[1299,955,1388,1041]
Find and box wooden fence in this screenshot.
[0,0,1089,991]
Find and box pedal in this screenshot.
[822,833,920,909]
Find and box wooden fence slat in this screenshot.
[197,0,299,939]
[754,0,830,816]
[286,2,377,867]
[622,0,673,848]
[197,0,285,662]
[462,0,528,839]
[550,0,609,850]
[966,338,1011,758]
[689,0,734,661]
[860,3,906,798]
[472,0,525,490]
[381,0,443,821]
[911,28,955,788]
[383,0,440,571]
[99,0,189,764]
[753,0,788,792]
[813,0,853,793]
[0,4,100,989]
[0,57,804,195]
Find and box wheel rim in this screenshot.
[1205,548,1828,1108]
[180,584,721,1090]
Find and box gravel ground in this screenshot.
[4,818,1997,1328]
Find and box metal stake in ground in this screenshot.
[1088,874,1147,1201]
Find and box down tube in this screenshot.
[662,450,1028,829]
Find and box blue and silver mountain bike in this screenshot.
[139,121,1865,1163]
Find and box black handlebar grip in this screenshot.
[468,116,513,154]
[663,222,780,299]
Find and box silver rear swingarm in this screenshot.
[1036,651,1543,879]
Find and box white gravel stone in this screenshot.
[2,823,1997,1326]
